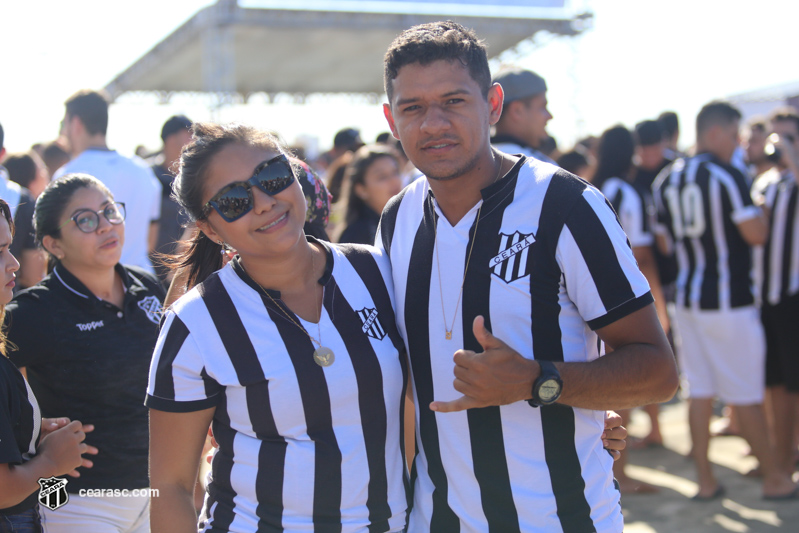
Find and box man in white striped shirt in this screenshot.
[752,107,799,479]
[653,101,797,500]
[379,21,678,532]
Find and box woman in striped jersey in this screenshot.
[147,123,410,533]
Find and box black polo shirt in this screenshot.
[5,264,164,492]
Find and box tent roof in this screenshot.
[104,0,588,102]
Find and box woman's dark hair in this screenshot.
[592,125,635,190]
[170,122,287,290]
[340,144,399,229]
[0,199,14,356]
[34,173,113,272]
[3,152,39,189]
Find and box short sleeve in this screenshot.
[558,187,653,330]
[5,294,56,369]
[148,169,163,223]
[145,311,223,412]
[714,163,761,224]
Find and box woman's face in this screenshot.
[47,186,125,271]
[0,217,19,305]
[356,155,403,215]
[198,143,307,260]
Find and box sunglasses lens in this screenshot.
[214,186,252,221]
[75,212,99,232]
[254,158,295,195]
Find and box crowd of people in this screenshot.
[0,18,796,533]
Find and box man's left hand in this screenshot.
[430,316,537,413]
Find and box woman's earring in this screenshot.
[219,242,228,255]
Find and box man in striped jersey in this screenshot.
[752,107,799,480]
[379,21,678,532]
[653,101,797,500]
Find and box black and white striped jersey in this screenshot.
[377,156,651,533]
[753,169,799,305]
[600,177,654,248]
[653,153,762,310]
[146,240,409,533]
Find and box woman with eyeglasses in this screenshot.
[147,123,410,533]
[5,174,165,532]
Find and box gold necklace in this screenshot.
[434,155,503,340]
[251,247,335,367]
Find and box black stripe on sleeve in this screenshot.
[530,170,595,532]
[586,292,654,330]
[263,294,343,532]
[462,176,520,532]
[324,274,392,532]
[405,193,460,531]
[378,188,408,256]
[565,191,636,312]
[151,313,189,401]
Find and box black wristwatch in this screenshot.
[527,360,563,407]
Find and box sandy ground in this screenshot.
[621,400,798,533]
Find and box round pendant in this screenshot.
[313,346,335,367]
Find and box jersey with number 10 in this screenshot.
[653,153,761,310]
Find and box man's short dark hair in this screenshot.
[64,89,109,136]
[658,111,679,138]
[384,20,491,102]
[769,106,799,136]
[747,116,767,133]
[0,121,4,151]
[635,120,664,147]
[696,101,741,136]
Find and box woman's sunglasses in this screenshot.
[202,153,296,222]
[58,202,126,233]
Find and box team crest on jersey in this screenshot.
[490,232,535,283]
[38,476,69,511]
[137,295,162,324]
[356,307,386,341]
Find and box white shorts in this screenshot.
[673,305,765,405]
[41,490,149,533]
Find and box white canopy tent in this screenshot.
[104,0,590,105]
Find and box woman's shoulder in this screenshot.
[121,264,166,299]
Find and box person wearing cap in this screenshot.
[151,115,193,284]
[54,89,162,274]
[491,67,555,163]
[315,127,365,173]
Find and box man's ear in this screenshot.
[488,83,504,126]
[383,103,400,140]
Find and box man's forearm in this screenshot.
[556,342,677,410]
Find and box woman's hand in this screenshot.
[38,420,98,477]
[603,411,627,461]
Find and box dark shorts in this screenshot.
[763,291,799,391]
[0,507,42,533]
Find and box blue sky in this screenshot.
[1,0,797,157]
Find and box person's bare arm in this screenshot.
[736,212,769,247]
[149,407,215,533]
[430,305,678,413]
[633,245,669,333]
[0,421,97,508]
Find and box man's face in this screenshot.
[744,126,768,165]
[383,59,502,182]
[770,119,799,162]
[521,93,552,148]
[712,119,740,163]
[60,113,77,155]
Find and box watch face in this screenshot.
[538,379,561,402]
